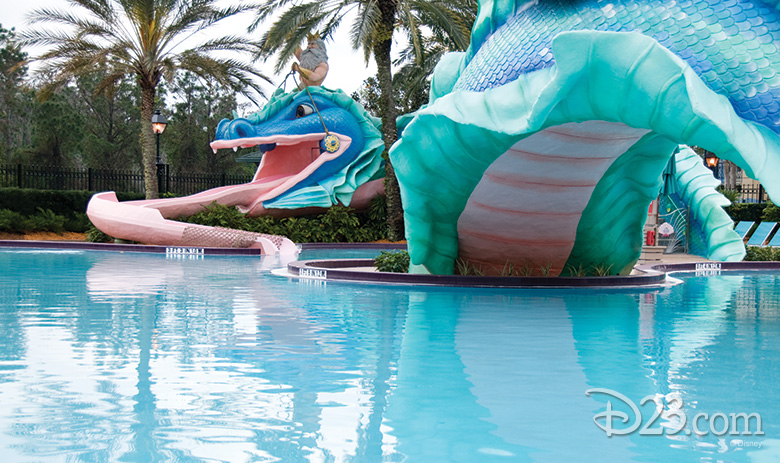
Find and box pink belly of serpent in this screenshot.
[456,121,649,276]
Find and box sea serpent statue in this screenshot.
[87,87,385,253]
[390,0,780,276]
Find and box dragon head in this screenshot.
[210,87,384,212]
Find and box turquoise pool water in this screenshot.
[0,248,779,462]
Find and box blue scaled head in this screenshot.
[209,87,384,205]
[214,118,277,152]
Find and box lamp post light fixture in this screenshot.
[704,151,719,172]
[151,110,167,161]
[151,110,168,194]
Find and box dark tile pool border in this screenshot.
[287,259,668,288]
[0,240,405,255]
[299,242,407,250]
[0,239,267,256]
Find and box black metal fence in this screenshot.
[1,164,253,196]
[0,163,771,203]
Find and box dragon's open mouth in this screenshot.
[210,132,351,183]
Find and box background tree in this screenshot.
[253,0,475,240]
[24,88,84,168]
[71,72,141,170]
[352,68,431,119]
[351,73,428,118]
[0,25,33,162]
[164,72,248,175]
[22,0,271,198]
[351,77,382,117]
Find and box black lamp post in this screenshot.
[151,110,167,194]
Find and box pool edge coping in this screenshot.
[287,258,780,289]
[287,258,669,288]
[4,240,779,288]
[0,240,405,255]
[0,239,269,255]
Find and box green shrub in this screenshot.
[717,187,741,203]
[725,203,768,223]
[180,201,388,243]
[590,263,615,276]
[320,206,360,242]
[29,208,65,233]
[0,188,144,217]
[86,225,114,243]
[564,263,588,277]
[0,209,29,233]
[367,194,387,223]
[0,208,71,234]
[455,258,486,276]
[744,246,780,261]
[374,250,410,273]
[180,202,252,230]
[0,188,143,234]
[0,188,390,240]
[65,213,92,233]
[762,201,780,222]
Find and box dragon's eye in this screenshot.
[296,104,314,118]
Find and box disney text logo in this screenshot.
[586,388,764,438]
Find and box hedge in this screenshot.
[179,199,388,243]
[0,188,144,218]
[744,246,780,261]
[724,203,768,223]
[0,188,145,234]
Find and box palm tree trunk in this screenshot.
[375,0,404,241]
[140,85,159,199]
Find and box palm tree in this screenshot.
[22,0,271,199]
[253,0,475,241]
[392,3,478,113]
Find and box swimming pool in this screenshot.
[1,247,778,462]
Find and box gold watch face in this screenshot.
[323,134,340,153]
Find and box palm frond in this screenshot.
[159,56,178,84]
[26,7,98,28]
[256,2,325,56]
[65,0,113,18]
[250,0,302,32]
[92,70,127,95]
[319,0,355,39]
[349,0,379,59]
[176,52,270,104]
[411,0,475,51]
[271,15,324,73]
[398,2,424,64]
[185,36,261,55]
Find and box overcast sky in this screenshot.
[0,0,378,108]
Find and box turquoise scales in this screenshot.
[457,0,780,132]
[390,0,780,276]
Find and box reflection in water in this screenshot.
[0,249,779,462]
[569,274,780,461]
